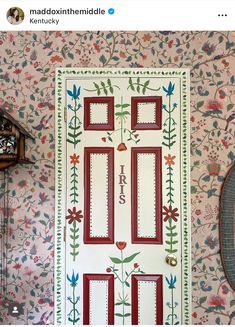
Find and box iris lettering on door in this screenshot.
[119,165,127,204]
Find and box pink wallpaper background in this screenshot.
[0,31,235,325]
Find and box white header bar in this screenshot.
[0,0,235,30]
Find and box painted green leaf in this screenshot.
[202,175,210,182]
[115,313,124,317]
[99,55,106,65]
[110,256,122,264]
[230,299,235,307]
[123,252,140,263]
[207,188,217,198]
[197,101,204,109]
[199,296,207,305]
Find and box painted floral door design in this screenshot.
[55,68,190,325]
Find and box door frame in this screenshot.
[55,68,191,325]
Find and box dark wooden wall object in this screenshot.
[220,162,235,290]
[0,108,34,170]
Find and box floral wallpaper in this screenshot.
[0,31,234,325]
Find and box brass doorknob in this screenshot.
[166,254,177,267]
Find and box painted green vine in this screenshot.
[66,207,83,261]
[69,154,79,204]
[162,82,177,149]
[84,79,120,95]
[163,154,179,254]
[128,77,160,94]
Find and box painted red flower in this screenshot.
[13,263,22,270]
[38,298,45,305]
[101,137,106,142]
[207,162,221,176]
[164,154,176,167]
[13,69,22,75]
[168,40,174,48]
[134,263,139,269]
[222,59,229,68]
[219,90,226,99]
[207,99,223,111]
[119,51,126,58]
[50,55,63,63]
[142,33,152,42]
[162,206,179,222]
[116,241,127,250]
[208,295,226,306]
[66,207,83,224]
[106,267,112,273]
[41,135,47,144]
[117,143,127,151]
[70,154,80,165]
[38,102,45,109]
[221,138,230,149]
[222,284,229,295]
[93,43,100,53]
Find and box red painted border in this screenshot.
[84,147,114,244]
[84,97,114,130]
[131,96,162,130]
[131,147,162,244]
[132,274,163,325]
[83,274,114,325]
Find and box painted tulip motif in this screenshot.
[117,143,127,152]
[116,241,127,250]
[207,162,221,176]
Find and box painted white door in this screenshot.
[55,68,191,325]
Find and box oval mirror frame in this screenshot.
[220,162,235,290]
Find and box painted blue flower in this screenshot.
[200,281,212,292]
[67,270,79,287]
[205,235,219,250]
[67,85,81,100]
[166,274,176,289]
[163,81,175,96]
